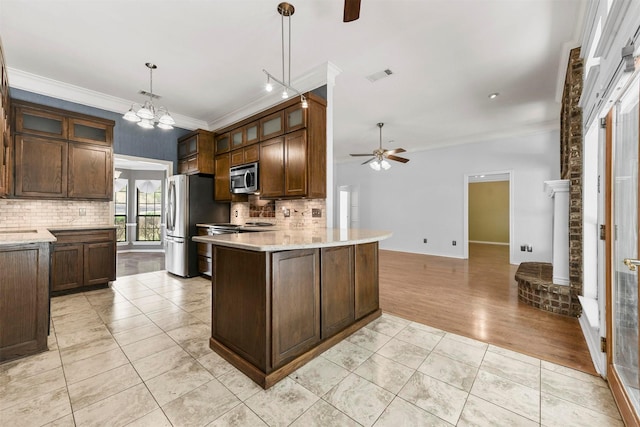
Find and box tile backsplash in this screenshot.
[0,199,111,229]
[231,198,326,229]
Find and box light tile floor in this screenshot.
[0,271,623,426]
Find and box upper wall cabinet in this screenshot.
[177,129,214,175]
[214,93,327,201]
[10,100,115,201]
[0,39,10,197]
[215,132,230,155]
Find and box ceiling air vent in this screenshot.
[366,69,393,83]
[138,90,161,99]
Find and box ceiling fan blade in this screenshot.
[384,148,406,155]
[350,153,374,156]
[386,154,410,163]
[343,0,361,22]
[361,157,375,165]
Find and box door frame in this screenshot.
[605,73,640,426]
[463,170,514,264]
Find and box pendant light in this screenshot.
[123,63,176,130]
[262,3,308,109]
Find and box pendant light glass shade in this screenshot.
[369,160,381,171]
[380,159,391,170]
[123,63,174,130]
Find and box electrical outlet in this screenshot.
[283,208,290,217]
[520,245,526,252]
[423,238,427,243]
[79,208,86,216]
[234,210,238,218]
[452,240,456,246]
[312,208,321,218]
[527,245,533,252]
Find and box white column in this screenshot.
[324,62,342,228]
[544,180,570,285]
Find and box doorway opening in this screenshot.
[337,184,359,229]
[463,171,514,263]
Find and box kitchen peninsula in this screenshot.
[193,228,391,388]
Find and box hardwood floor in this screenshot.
[379,243,597,375]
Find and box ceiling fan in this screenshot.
[350,123,410,170]
[343,0,361,22]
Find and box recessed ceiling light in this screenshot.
[488,92,499,99]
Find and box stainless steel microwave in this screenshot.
[230,162,259,194]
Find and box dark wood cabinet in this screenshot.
[206,241,381,388]
[259,137,284,198]
[197,226,212,276]
[215,133,230,155]
[68,143,112,199]
[0,41,10,198]
[213,93,325,200]
[355,242,379,319]
[321,246,355,338]
[177,129,214,175]
[271,249,321,367]
[14,135,67,198]
[0,242,50,363]
[50,228,116,295]
[214,152,231,202]
[284,130,307,197]
[259,111,284,141]
[230,145,260,167]
[10,100,114,200]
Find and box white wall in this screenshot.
[336,129,560,264]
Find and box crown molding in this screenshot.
[7,67,208,130]
[207,61,341,132]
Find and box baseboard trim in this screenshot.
[469,240,509,246]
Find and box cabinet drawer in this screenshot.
[52,229,115,244]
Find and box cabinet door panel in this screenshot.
[355,243,379,319]
[14,135,67,198]
[272,249,320,367]
[259,137,284,198]
[230,149,244,167]
[214,153,231,201]
[215,133,230,154]
[245,121,260,145]
[321,246,355,338]
[51,244,84,291]
[244,144,259,164]
[260,112,284,140]
[285,104,307,133]
[84,241,115,286]
[68,143,112,199]
[284,130,307,196]
[231,128,244,149]
[68,118,112,146]
[16,107,67,139]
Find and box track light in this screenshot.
[262,3,307,109]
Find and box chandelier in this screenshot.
[123,63,175,130]
[263,2,308,109]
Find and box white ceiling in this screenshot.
[0,0,585,162]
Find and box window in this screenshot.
[136,180,162,241]
[114,179,128,242]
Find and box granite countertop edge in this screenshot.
[0,224,116,246]
[193,229,392,252]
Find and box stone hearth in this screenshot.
[515,262,580,316]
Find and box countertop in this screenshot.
[0,225,116,246]
[192,228,392,252]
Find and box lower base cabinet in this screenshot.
[50,228,116,295]
[210,242,381,388]
[0,242,50,363]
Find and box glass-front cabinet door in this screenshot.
[260,111,284,140]
[284,104,307,133]
[609,72,640,421]
[230,128,244,149]
[15,106,67,139]
[69,118,112,146]
[215,133,230,154]
[245,121,259,145]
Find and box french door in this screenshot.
[608,70,640,424]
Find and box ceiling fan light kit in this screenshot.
[350,122,410,171]
[262,2,308,109]
[123,63,175,130]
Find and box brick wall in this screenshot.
[560,47,584,314]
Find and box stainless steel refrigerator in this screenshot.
[165,174,229,277]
